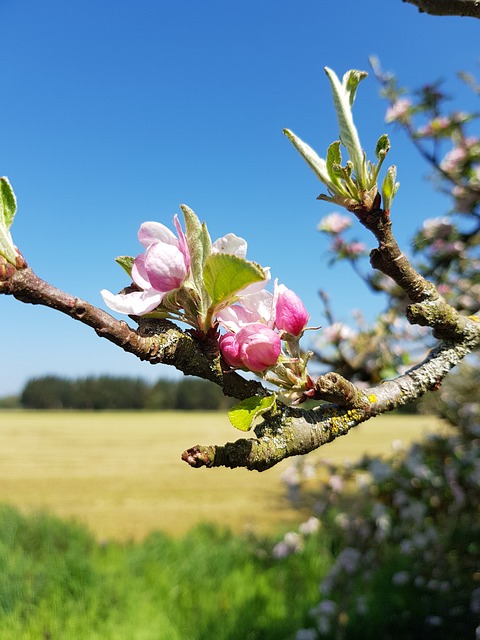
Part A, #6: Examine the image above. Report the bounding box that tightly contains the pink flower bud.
[275,285,309,336]
[139,215,190,292]
[219,324,281,372]
[218,332,244,369]
[237,323,281,372]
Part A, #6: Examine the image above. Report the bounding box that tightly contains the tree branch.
[0,264,263,401]
[181,332,479,471]
[402,0,480,18]
[2,207,479,473]
[181,204,480,470]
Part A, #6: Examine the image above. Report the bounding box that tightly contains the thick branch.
[402,0,480,17]
[182,330,480,470]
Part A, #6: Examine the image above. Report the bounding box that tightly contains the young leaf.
[181,205,212,290]
[228,394,277,432]
[203,253,265,307]
[326,141,345,189]
[181,205,212,323]
[0,177,18,264]
[382,165,400,211]
[0,177,17,229]
[375,134,390,160]
[115,255,135,278]
[324,68,367,189]
[283,129,336,191]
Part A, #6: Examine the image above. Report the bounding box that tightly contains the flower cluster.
[218,282,309,372]
[101,208,313,406]
[317,212,368,266]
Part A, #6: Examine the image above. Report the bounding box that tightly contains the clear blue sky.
[1,0,478,395]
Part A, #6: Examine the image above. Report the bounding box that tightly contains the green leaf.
[115,255,135,278]
[381,165,400,211]
[0,177,18,264]
[0,177,17,229]
[375,134,390,160]
[283,129,336,191]
[343,69,368,108]
[326,141,344,187]
[228,394,277,432]
[181,205,212,321]
[181,205,212,287]
[324,68,367,189]
[203,253,265,307]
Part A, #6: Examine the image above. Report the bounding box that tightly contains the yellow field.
[0,411,446,541]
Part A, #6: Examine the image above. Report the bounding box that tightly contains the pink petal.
[144,242,188,292]
[216,304,259,332]
[237,323,281,372]
[138,221,178,249]
[131,254,152,290]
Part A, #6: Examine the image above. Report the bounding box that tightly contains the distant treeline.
[15,375,234,411]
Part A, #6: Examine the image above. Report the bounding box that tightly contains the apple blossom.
[101,216,190,316]
[275,285,309,336]
[385,98,412,124]
[317,212,352,234]
[136,216,191,292]
[216,288,275,332]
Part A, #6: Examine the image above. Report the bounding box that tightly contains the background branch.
[402,0,480,18]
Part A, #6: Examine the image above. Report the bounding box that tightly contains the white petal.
[212,233,247,257]
[240,289,275,326]
[100,288,164,315]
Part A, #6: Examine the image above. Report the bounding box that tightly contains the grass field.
[0,410,446,541]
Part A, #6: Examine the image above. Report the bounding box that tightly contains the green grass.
[0,505,331,640]
[0,411,445,540]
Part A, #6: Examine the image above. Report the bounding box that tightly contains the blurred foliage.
[19,375,234,411]
[0,505,331,640]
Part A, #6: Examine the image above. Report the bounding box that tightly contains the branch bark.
[402,0,480,18]
[181,333,479,471]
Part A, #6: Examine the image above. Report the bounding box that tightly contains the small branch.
[312,372,372,409]
[357,209,472,342]
[402,0,480,18]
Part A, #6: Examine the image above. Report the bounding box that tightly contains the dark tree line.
[18,375,233,411]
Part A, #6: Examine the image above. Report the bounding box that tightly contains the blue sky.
[1,0,478,395]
